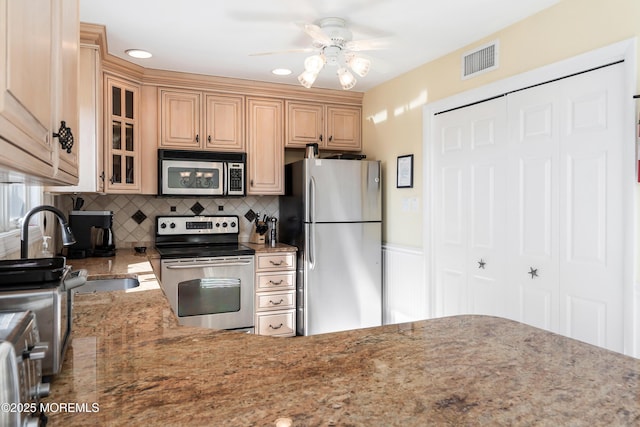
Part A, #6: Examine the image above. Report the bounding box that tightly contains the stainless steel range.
[156,215,255,332]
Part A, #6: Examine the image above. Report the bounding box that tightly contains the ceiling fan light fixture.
[298,70,319,89]
[347,55,371,77]
[304,54,326,74]
[337,67,356,90]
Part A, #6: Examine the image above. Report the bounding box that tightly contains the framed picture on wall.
[396,154,414,188]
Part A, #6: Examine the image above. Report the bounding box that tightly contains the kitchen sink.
[74,278,140,294]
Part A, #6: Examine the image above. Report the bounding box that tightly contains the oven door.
[160,159,224,196]
[160,256,254,330]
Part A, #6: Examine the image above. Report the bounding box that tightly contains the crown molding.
[78,23,363,105]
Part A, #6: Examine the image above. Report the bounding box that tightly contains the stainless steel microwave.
[158,149,246,197]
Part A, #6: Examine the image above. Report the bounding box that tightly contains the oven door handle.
[164,260,253,269]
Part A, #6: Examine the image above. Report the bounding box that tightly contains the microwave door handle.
[223,162,228,196]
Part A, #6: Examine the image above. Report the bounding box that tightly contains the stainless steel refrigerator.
[279,158,382,335]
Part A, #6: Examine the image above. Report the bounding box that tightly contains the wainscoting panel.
[382,244,427,325]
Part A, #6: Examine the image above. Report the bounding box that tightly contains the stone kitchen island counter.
[44,252,640,426]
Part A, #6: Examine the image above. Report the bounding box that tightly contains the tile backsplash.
[55,194,279,249]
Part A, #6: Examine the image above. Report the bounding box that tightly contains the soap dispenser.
[41,236,53,257]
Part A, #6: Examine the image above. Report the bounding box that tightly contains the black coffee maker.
[67,210,116,258]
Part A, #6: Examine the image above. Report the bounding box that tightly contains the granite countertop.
[44,250,640,426]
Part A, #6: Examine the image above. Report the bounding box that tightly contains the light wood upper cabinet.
[204,94,244,151]
[104,75,141,193]
[325,105,361,151]
[0,0,55,177]
[285,101,361,151]
[286,101,324,147]
[0,0,82,184]
[159,89,201,149]
[48,44,103,193]
[159,88,244,151]
[51,0,80,183]
[247,97,283,195]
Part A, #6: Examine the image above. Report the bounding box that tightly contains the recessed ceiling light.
[272,68,292,76]
[125,49,152,59]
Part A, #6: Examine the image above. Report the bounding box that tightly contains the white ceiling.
[79,0,560,92]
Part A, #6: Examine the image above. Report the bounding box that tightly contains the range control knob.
[160,223,167,229]
[222,222,228,228]
[30,382,50,399]
[230,221,236,228]
[170,222,176,229]
[215,222,221,227]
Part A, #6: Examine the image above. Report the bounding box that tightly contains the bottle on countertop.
[269,217,277,247]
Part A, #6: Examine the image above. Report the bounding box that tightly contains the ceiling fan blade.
[345,38,390,52]
[249,48,315,56]
[301,23,332,45]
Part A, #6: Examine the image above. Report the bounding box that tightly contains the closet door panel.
[559,63,625,353]
[507,84,560,333]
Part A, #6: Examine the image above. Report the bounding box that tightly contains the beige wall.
[363,0,640,249]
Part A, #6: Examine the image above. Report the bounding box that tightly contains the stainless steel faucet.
[20,205,76,258]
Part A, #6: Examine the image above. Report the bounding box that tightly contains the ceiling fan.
[252,17,388,90]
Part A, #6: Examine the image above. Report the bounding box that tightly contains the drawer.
[256,311,295,337]
[256,290,295,311]
[256,271,295,291]
[256,253,295,271]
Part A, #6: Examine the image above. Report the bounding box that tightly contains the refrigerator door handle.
[309,223,316,270]
[309,176,317,223]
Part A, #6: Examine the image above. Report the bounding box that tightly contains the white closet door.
[557,64,625,352]
[432,97,509,318]
[506,83,561,333]
[507,63,625,352]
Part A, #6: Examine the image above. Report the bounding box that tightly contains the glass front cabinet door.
[105,75,141,193]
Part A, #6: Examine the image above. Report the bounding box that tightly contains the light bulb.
[304,54,325,73]
[337,67,356,90]
[298,70,318,88]
[347,55,371,77]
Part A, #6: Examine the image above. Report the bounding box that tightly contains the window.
[0,183,42,233]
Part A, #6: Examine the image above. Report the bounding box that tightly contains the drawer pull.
[269,299,285,306]
[269,323,284,330]
[269,260,284,266]
[268,279,284,285]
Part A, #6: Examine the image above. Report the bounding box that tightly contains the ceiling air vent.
[461,40,499,80]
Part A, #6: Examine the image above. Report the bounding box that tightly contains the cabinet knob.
[328,135,333,142]
[195,134,199,143]
[269,299,284,305]
[528,267,538,279]
[478,259,486,269]
[269,323,284,330]
[319,134,323,142]
[208,135,211,143]
[53,121,74,153]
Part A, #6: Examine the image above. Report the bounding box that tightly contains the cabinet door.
[246,98,283,195]
[105,75,141,193]
[285,101,324,148]
[204,94,244,151]
[325,105,361,151]
[0,0,55,176]
[51,0,79,182]
[159,89,201,149]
